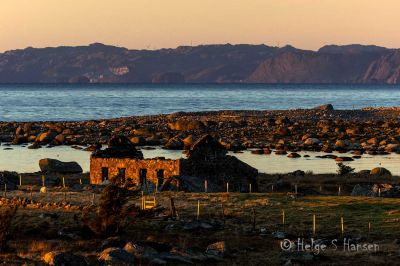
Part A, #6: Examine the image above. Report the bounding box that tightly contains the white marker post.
[249,183,252,193]
[19,175,22,187]
[42,175,45,187]
[313,214,316,235]
[197,200,200,220]
[226,182,229,193]
[338,186,341,196]
[62,177,65,188]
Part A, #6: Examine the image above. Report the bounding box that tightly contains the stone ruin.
[90,135,258,192]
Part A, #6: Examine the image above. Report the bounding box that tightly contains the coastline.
[2,106,400,153]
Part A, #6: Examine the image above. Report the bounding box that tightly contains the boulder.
[42,251,87,266]
[351,184,375,197]
[182,135,197,149]
[351,184,394,197]
[168,120,205,131]
[124,242,158,260]
[37,131,58,143]
[304,138,320,145]
[39,158,83,174]
[313,104,334,111]
[287,152,301,158]
[206,241,229,258]
[130,136,145,145]
[164,137,183,150]
[370,167,392,177]
[385,144,399,152]
[98,247,135,264]
[335,156,354,162]
[54,134,65,144]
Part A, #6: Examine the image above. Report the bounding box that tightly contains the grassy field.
[1,187,400,265]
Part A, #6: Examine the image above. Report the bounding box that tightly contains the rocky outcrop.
[42,251,87,266]
[247,49,385,83]
[361,50,400,84]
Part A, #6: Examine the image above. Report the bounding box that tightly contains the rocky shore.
[2,105,400,156]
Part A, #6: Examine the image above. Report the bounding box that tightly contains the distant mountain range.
[0,43,399,84]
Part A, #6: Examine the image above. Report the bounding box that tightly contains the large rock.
[164,137,184,150]
[370,167,392,177]
[313,104,334,111]
[42,251,87,266]
[206,241,229,258]
[351,184,394,197]
[168,119,205,131]
[98,247,135,264]
[39,158,83,174]
[304,138,320,145]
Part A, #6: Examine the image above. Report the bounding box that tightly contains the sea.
[1,83,400,174]
[1,83,400,121]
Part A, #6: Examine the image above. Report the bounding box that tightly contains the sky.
[0,0,399,52]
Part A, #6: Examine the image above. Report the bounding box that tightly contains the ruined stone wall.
[90,157,181,185]
[180,155,258,191]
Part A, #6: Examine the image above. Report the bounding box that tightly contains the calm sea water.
[0,145,398,175]
[1,84,400,121]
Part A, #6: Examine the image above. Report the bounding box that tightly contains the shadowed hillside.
[0,43,399,84]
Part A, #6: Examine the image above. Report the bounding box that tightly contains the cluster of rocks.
[351,183,400,197]
[42,237,229,265]
[1,106,400,155]
[0,196,84,210]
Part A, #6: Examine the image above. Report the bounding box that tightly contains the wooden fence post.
[312,214,316,235]
[197,200,200,220]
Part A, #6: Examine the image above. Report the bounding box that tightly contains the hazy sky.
[0,0,399,52]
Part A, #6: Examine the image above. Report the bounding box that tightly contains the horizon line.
[0,42,397,53]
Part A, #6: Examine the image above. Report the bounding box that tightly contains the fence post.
[197,200,200,220]
[341,216,344,235]
[19,175,22,187]
[312,214,316,235]
[169,197,176,219]
[226,182,229,193]
[205,180,208,193]
[249,183,252,193]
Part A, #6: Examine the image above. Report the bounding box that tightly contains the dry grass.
[2,189,400,265]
